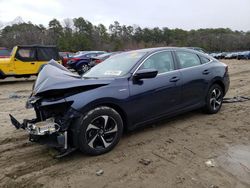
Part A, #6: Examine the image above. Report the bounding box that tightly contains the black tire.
[204,84,224,114]
[76,106,123,155]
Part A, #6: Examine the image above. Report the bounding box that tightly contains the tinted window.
[16,48,36,61]
[140,51,174,74]
[199,56,210,64]
[176,51,201,68]
[37,48,60,61]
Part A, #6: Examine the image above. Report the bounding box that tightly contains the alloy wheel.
[86,115,118,150]
[210,88,222,111]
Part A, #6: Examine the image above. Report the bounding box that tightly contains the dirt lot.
[0,60,250,188]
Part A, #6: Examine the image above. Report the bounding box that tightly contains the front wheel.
[76,106,123,155]
[204,84,224,114]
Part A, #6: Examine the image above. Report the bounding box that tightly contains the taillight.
[95,59,102,64]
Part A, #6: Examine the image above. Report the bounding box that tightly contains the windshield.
[83,51,147,78]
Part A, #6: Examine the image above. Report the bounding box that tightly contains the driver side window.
[140,51,174,74]
[15,48,36,62]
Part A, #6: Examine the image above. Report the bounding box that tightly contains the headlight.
[26,96,40,109]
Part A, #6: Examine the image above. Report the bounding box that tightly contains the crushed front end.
[10,95,82,158]
[9,60,85,157]
[9,60,110,157]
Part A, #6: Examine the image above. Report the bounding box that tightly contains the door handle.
[203,70,210,75]
[31,62,35,65]
[169,76,180,82]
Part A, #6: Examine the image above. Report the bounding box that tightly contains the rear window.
[199,56,210,64]
[37,47,60,61]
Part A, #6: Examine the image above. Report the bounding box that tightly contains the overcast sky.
[0,0,249,31]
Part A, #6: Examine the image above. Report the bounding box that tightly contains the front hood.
[33,60,112,96]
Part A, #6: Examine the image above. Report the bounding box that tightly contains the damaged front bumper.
[9,99,82,158]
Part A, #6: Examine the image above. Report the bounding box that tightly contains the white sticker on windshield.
[104,70,122,76]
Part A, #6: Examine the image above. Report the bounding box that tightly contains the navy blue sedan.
[10,47,230,157]
[67,51,106,74]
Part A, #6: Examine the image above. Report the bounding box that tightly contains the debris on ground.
[9,92,22,99]
[176,176,185,184]
[139,158,152,165]
[223,96,250,103]
[205,159,216,167]
[210,185,219,188]
[96,169,104,176]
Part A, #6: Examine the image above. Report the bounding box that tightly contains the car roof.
[128,47,203,54]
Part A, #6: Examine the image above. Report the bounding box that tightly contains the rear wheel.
[204,84,224,114]
[76,106,123,155]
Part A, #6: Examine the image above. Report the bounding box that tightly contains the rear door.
[14,47,37,74]
[174,50,213,107]
[128,50,182,125]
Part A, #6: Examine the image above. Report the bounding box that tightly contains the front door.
[128,51,182,126]
[14,47,37,74]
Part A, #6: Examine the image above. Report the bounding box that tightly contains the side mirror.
[133,69,158,80]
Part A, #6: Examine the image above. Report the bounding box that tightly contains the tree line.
[0,17,249,52]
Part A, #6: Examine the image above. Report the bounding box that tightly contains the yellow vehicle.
[0,45,61,79]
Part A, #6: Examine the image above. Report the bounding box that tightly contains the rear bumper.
[224,75,230,95]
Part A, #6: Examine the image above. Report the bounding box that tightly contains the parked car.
[0,47,10,58]
[237,51,250,60]
[59,52,75,67]
[10,47,230,157]
[89,52,122,67]
[224,52,239,59]
[67,51,106,74]
[212,52,228,59]
[0,45,61,79]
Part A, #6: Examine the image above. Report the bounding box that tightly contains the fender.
[207,76,226,95]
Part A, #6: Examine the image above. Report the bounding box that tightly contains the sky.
[0,0,250,31]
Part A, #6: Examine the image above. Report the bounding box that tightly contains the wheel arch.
[210,79,225,96]
[79,100,130,132]
[100,103,129,131]
[76,60,89,69]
